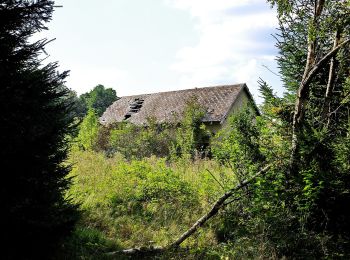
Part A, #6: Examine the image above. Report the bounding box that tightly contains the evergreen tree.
[0,1,78,258]
[217,1,350,257]
[253,0,350,256]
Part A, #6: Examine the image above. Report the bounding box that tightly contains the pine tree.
[0,1,78,258]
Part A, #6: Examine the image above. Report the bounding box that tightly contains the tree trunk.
[324,30,341,127]
[290,37,349,171]
[290,0,325,172]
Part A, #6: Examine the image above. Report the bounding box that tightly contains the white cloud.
[64,65,129,95]
[167,0,258,19]
[166,0,281,101]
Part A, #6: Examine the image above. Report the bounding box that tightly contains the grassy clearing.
[57,150,236,259]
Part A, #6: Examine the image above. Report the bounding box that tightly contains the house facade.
[100,83,258,133]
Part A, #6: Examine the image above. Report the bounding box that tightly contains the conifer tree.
[257,0,350,256]
[0,1,78,258]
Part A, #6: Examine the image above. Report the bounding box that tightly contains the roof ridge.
[100,83,252,126]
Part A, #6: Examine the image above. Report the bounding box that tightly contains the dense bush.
[69,84,118,119]
[76,108,99,150]
[107,119,175,159]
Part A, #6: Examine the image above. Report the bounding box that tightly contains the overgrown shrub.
[76,108,99,150]
[212,105,264,178]
[107,119,175,159]
[93,97,211,160]
[65,150,231,253]
[172,97,211,159]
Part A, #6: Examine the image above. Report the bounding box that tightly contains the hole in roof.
[123,98,145,120]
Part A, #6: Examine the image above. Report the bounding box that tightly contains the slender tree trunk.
[290,0,324,172]
[323,30,341,127]
[289,38,349,172]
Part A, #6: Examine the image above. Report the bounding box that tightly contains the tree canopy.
[75,84,118,118]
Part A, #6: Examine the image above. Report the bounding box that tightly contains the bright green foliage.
[79,84,118,117]
[211,98,323,257]
[210,108,285,248]
[97,98,210,160]
[106,120,175,159]
[172,97,211,159]
[69,84,117,119]
[212,106,264,175]
[76,109,99,150]
[62,150,233,258]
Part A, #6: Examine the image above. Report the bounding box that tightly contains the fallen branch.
[167,164,271,248]
[106,246,164,257]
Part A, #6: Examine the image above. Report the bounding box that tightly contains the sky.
[39,0,283,103]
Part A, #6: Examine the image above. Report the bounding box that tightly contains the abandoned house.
[99,83,259,134]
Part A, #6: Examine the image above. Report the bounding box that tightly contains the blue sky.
[40,0,283,103]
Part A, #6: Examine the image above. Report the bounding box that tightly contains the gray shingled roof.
[100,83,251,126]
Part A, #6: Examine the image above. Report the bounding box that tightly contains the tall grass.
[57,150,237,259]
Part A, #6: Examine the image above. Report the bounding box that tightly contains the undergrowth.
[56,150,241,259]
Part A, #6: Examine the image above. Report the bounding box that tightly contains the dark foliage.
[78,84,118,118]
[66,84,118,119]
[254,0,350,257]
[0,1,78,258]
[65,88,89,119]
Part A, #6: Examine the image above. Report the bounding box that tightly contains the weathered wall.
[226,89,250,125]
[205,89,252,134]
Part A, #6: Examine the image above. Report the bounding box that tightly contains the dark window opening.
[123,98,145,120]
[124,114,131,120]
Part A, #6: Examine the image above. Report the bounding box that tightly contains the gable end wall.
[205,89,252,134]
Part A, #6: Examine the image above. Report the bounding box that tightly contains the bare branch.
[323,30,341,126]
[262,64,280,77]
[168,165,271,248]
[206,169,225,190]
[290,38,350,171]
[302,38,349,95]
[325,31,341,99]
